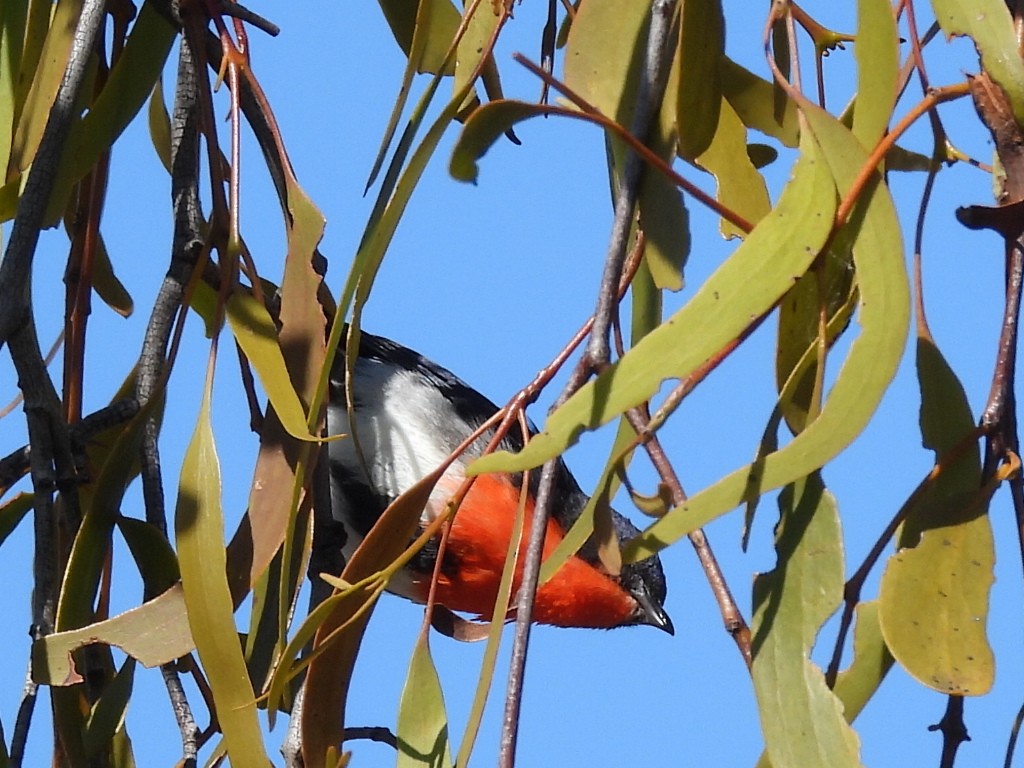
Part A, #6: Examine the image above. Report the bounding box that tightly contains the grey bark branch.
[0,0,106,347]
[133,34,206,766]
[498,4,680,766]
[0,3,107,762]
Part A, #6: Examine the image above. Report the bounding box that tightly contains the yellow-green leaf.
[677,0,723,159]
[175,385,270,765]
[932,0,1024,127]
[752,475,862,768]
[0,492,32,546]
[621,101,910,561]
[10,0,82,174]
[852,0,898,149]
[147,77,172,174]
[833,601,894,723]
[396,635,452,768]
[694,96,771,238]
[33,585,194,686]
[44,1,176,223]
[878,489,995,695]
[225,290,316,441]
[563,0,651,122]
[83,657,135,759]
[377,0,461,76]
[878,336,993,695]
[92,232,134,317]
[721,57,799,147]
[472,132,835,479]
[450,101,564,182]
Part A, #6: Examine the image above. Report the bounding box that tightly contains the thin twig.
[133,33,206,763]
[0,399,140,493]
[586,0,677,366]
[1005,696,1024,768]
[10,664,38,768]
[161,664,199,766]
[622,407,751,665]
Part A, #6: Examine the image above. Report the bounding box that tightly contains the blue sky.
[3,1,1023,765]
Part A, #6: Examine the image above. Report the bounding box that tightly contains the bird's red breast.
[410,473,639,628]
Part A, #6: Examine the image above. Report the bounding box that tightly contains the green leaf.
[147,78,172,174]
[621,101,910,562]
[44,1,177,224]
[451,100,564,182]
[878,489,995,695]
[377,0,461,76]
[83,657,135,759]
[471,132,836,480]
[9,0,82,174]
[538,419,636,586]
[775,244,855,434]
[116,516,180,596]
[677,0,723,159]
[563,0,651,123]
[91,232,134,317]
[852,0,898,149]
[175,382,270,765]
[225,290,317,441]
[453,0,501,98]
[0,493,32,547]
[0,0,25,179]
[396,635,453,768]
[694,96,772,238]
[833,601,894,723]
[931,0,1024,127]
[721,57,799,147]
[752,475,862,768]
[33,585,194,686]
[878,337,994,695]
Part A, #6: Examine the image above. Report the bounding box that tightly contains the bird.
[325,329,673,634]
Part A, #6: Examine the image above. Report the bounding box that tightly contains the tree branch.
[499,4,679,765]
[586,0,677,366]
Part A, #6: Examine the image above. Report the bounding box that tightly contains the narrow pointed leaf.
[694,96,771,237]
[176,387,270,765]
[851,0,898,149]
[147,78,172,174]
[10,0,82,174]
[0,493,32,547]
[44,2,176,223]
[396,635,453,768]
[721,57,799,147]
[83,657,136,759]
[225,290,314,441]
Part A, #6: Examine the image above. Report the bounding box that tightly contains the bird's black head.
[612,512,674,635]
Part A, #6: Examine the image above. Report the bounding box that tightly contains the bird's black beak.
[633,583,674,635]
